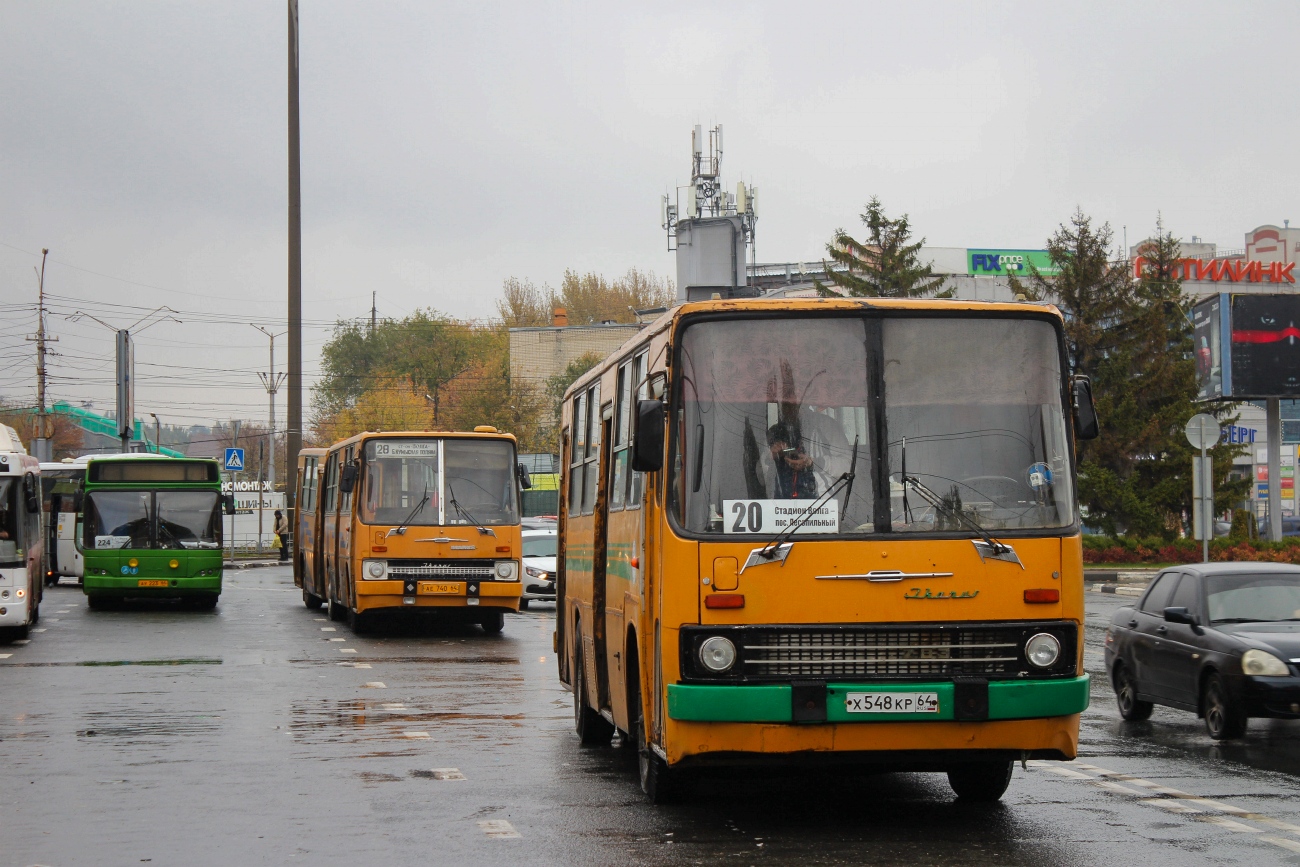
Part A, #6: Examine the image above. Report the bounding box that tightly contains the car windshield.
[671,315,1075,536]
[523,536,557,557]
[1206,573,1300,623]
[156,491,221,549]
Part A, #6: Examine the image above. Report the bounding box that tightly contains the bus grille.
[743,627,1023,679]
[386,560,495,580]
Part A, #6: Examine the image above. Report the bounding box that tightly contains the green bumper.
[667,675,1090,723]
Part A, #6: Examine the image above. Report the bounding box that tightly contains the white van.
[0,425,44,641]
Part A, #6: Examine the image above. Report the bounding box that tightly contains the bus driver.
[766,422,817,499]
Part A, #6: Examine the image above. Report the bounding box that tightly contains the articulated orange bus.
[558,297,1098,802]
[294,428,529,633]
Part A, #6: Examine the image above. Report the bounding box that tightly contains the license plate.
[418,582,462,595]
[845,692,940,714]
[137,579,169,588]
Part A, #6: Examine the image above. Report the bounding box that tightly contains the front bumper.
[83,575,222,596]
[355,578,520,612]
[668,675,1090,723]
[1237,674,1300,719]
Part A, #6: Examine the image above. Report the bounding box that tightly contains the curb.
[1090,583,1146,597]
[223,560,285,570]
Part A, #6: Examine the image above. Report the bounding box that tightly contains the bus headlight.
[1242,649,1289,677]
[363,559,387,580]
[699,636,737,673]
[495,561,518,581]
[1025,633,1061,668]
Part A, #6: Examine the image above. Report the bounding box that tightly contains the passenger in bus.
[766,423,817,499]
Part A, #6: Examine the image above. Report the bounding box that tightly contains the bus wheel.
[947,760,1014,802]
[518,598,530,611]
[328,594,346,622]
[87,595,109,611]
[302,589,323,610]
[573,640,614,745]
[480,610,505,634]
[0,624,29,643]
[193,594,218,612]
[631,661,677,803]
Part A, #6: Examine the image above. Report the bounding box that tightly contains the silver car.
[520,529,557,609]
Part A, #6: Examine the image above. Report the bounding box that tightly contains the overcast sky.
[2,1,1298,430]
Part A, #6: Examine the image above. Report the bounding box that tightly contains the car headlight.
[1025,633,1061,669]
[699,636,737,673]
[1242,649,1290,677]
[363,559,387,580]
[495,560,518,581]
[525,565,549,580]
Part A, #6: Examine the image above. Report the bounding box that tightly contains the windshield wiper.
[447,482,495,537]
[386,484,429,537]
[900,474,1010,555]
[756,450,857,562]
[1211,617,1278,624]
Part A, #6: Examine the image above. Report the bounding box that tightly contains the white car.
[520,529,557,609]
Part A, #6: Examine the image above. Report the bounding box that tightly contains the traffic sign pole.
[1186,413,1221,562]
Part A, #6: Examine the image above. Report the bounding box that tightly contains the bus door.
[322,451,341,607]
[337,445,355,609]
[593,405,614,712]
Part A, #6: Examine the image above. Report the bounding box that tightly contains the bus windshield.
[85,491,152,549]
[0,478,24,564]
[672,315,1074,536]
[361,438,519,527]
[156,491,222,549]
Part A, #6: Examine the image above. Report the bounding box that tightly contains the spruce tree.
[816,197,951,298]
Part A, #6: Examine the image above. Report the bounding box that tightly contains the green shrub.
[1082,533,1300,564]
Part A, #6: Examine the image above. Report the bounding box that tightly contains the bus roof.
[314,429,519,454]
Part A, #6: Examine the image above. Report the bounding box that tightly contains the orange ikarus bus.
[296,428,530,633]
[558,297,1099,802]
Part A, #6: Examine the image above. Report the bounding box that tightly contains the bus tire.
[947,759,1014,802]
[194,594,218,612]
[573,638,614,745]
[328,593,346,622]
[480,610,505,634]
[302,589,324,610]
[630,656,677,803]
[518,598,530,611]
[0,624,29,643]
[87,595,109,611]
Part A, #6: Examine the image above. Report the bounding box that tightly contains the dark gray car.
[1104,562,1300,739]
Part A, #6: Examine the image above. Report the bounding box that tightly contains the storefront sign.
[1257,466,1269,482]
[1135,257,1296,284]
[1222,424,1258,444]
[967,249,1060,277]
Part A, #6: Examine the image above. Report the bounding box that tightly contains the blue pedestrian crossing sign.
[224,448,246,472]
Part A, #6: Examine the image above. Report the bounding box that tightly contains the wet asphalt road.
[3,568,1300,866]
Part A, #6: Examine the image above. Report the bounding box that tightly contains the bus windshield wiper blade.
[901,475,1009,554]
[387,484,428,537]
[756,461,857,562]
[448,482,495,536]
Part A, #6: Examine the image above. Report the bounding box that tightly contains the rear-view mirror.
[631,399,665,472]
[1071,375,1100,440]
[517,463,533,490]
[339,464,358,494]
[1163,606,1197,626]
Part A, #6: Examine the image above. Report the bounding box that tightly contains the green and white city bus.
[80,455,229,610]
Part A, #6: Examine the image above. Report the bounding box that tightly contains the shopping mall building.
[751,223,1300,519]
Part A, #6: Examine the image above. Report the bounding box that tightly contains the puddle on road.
[78,705,225,742]
[289,697,527,746]
[2,658,222,668]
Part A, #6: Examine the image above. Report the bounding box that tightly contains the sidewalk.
[223,558,287,570]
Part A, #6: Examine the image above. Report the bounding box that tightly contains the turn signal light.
[372,546,387,553]
[1024,588,1060,603]
[496,546,510,553]
[705,593,745,609]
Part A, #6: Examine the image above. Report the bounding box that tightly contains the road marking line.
[1140,798,1202,814]
[1093,779,1151,797]
[339,648,357,654]
[11,639,30,645]
[31,628,46,633]
[478,820,520,838]
[1261,836,1300,854]
[1201,815,1262,833]
[431,768,465,781]
[314,618,327,621]
[328,638,345,642]
[321,627,336,632]
[402,731,430,739]
[361,681,387,688]
[0,654,11,659]
[1043,766,1094,779]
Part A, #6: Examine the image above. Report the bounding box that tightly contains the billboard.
[966,249,1061,277]
[1194,293,1300,399]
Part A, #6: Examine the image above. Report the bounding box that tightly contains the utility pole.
[251,325,287,493]
[27,249,56,462]
[370,291,377,334]
[286,0,303,521]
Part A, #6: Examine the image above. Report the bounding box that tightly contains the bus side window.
[569,393,586,518]
[583,383,600,515]
[324,455,339,515]
[627,350,648,509]
[610,362,631,512]
[340,447,354,514]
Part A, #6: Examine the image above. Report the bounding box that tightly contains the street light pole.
[251,325,287,493]
[149,412,161,454]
